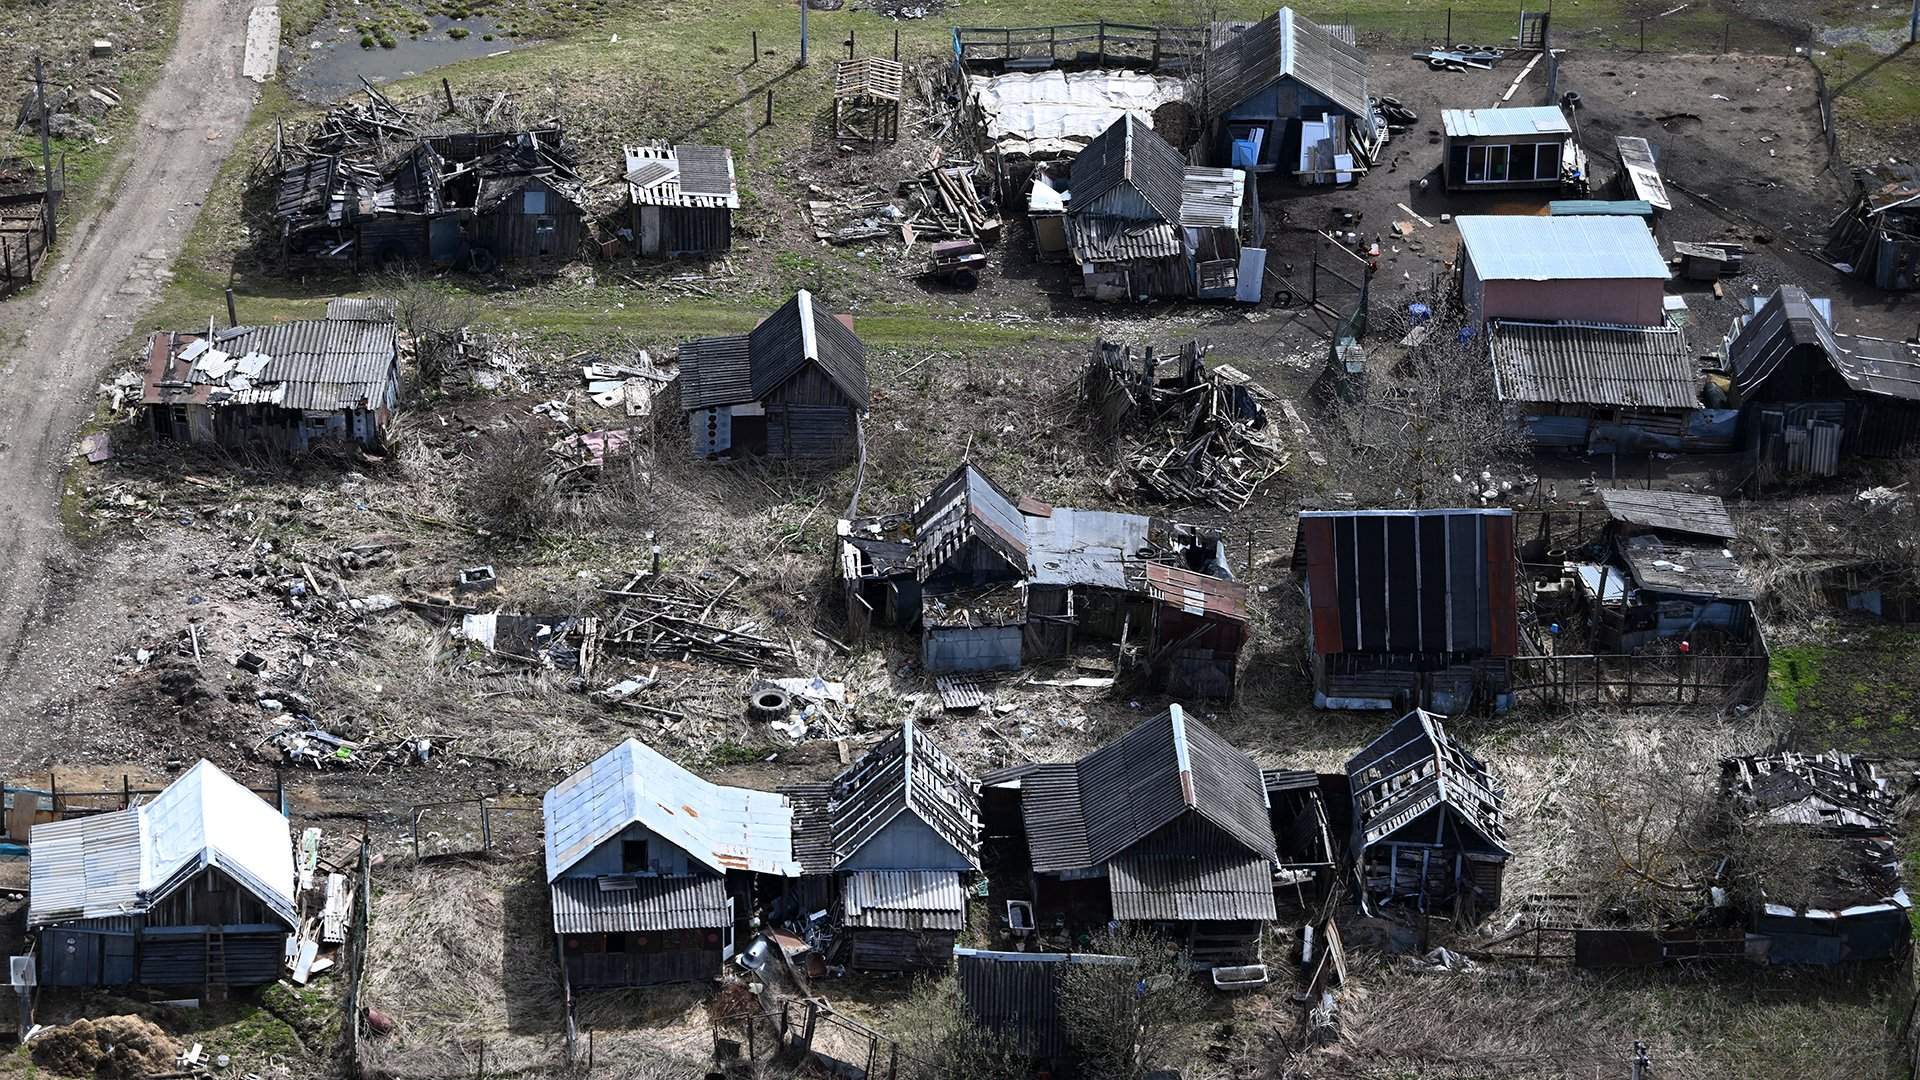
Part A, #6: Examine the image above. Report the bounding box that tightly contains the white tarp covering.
[967,69,1185,158]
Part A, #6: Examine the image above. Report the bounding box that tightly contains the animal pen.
[950,21,1205,75]
[834,58,904,144]
[0,190,52,300]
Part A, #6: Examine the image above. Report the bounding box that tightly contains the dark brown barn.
[677,290,870,460]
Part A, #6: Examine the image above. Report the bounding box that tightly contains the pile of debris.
[900,160,1000,244]
[297,81,423,153]
[600,570,787,667]
[1084,338,1288,512]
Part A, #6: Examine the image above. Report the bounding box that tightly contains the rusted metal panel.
[1300,516,1344,654]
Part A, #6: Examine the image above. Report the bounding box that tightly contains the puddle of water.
[288,13,531,101]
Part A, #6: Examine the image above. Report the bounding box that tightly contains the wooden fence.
[952,21,1204,74]
[1507,649,1769,707]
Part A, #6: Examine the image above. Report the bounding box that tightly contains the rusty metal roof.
[1488,319,1699,410]
[1144,562,1249,622]
[543,738,799,881]
[549,873,729,934]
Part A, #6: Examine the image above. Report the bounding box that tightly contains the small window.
[622,839,650,873]
[1486,145,1510,182]
[1466,145,1486,183]
[535,217,556,234]
[1509,147,1537,183]
[523,189,547,215]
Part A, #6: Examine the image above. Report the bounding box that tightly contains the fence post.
[765,89,774,127]
[1721,18,1730,52]
[1446,8,1452,44]
[1639,18,1646,52]
[750,30,758,64]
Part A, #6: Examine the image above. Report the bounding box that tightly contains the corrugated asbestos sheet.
[747,289,870,407]
[1022,704,1275,874]
[1066,215,1183,261]
[1616,136,1673,210]
[676,334,753,411]
[1202,7,1370,120]
[1618,533,1753,599]
[623,144,741,209]
[144,320,398,412]
[325,297,397,322]
[1178,167,1245,229]
[549,873,729,934]
[1488,320,1698,409]
[1109,843,1277,921]
[781,782,837,875]
[912,463,1031,579]
[1456,215,1669,281]
[1442,106,1571,138]
[1295,509,1518,658]
[1069,113,1187,226]
[543,737,798,881]
[955,948,1131,1059]
[828,719,981,869]
[29,761,295,929]
[1144,562,1250,621]
[1729,285,1920,402]
[1597,490,1737,540]
[1346,709,1508,853]
[840,870,967,929]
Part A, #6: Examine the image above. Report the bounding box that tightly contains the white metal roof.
[965,69,1185,158]
[28,761,296,928]
[1456,215,1669,282]
[1443,106,1572,138]
[544,738,800,881]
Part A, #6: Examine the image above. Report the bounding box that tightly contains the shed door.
[42,931,99,986]
[429,216,464,264]
[721,896,737,961]
[102,934,135,985]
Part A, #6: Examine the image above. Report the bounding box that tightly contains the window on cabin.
[1537,143,1562,181]
[523,189,547,215]
[1485,145,1509,182]
[1509,146,1537,183]
[1466,145,1487,182]
[622,839,650,873]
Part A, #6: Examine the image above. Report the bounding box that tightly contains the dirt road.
[0,0,256,741]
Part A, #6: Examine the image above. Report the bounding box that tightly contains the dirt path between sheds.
[0,0,256,743]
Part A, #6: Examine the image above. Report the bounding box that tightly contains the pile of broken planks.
[1126,368,1289,512]
[598,571,786,668]
[901,162,1001,245]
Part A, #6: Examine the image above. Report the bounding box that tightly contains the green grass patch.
[1825,44,1920,151]
[708,740,777,768]
[1768,644,1826,713]
[1768,626,1920,752]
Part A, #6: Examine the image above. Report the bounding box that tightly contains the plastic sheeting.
[967,69,1184,158]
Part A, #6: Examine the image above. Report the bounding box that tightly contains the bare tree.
[1320,287,1527,507]
[1057,925,1208,1080]
[466,424,556,538]
[377,271,477,391]
[892,972,1028,1080]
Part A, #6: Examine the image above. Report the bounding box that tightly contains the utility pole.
[33,53,55,245]
[799,0,809,66]
[1631,1040,1649,1080]
[1910,0,1917,44]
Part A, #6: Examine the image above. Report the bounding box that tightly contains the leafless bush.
[377,271,478,390]
[1321,289,1526,507]
[892,972,1028,1080]
[467,425,558,538]
[1058,924,1209,1080]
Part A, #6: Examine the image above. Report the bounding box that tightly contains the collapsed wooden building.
[982,704,1279,986]
[1721,750,1911,964]
[1824,164,1919,292]
[1292,508,1519,712]
[838,463,1250,697]
[272,126,586,270]
[676,290,869,460]
[28,761,297,992]
[543,738,800,989]
[1346,710,1508,924]
[1579,490,1759,654]
[784,720,981,971]
[140,306,401,453]
[1723,285,1920,476]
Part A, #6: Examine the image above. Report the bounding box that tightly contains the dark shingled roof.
[1107,816,1278,921]
[1598,489,1737,541]
[1068,113,1188,227]
[747,289,871,407]
[1020,704,1276,875]
[827,719,981,870]
[1202,8,1370,121]
[676,333,753,411]
[1729,285,1920,403]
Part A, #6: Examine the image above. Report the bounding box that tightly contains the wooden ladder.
[203,930,228,1003]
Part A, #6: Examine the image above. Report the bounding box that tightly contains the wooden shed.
[624,144,738,257]
[678,290,870,460]
[1199,9,1375,182]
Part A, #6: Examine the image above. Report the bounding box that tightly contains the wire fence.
[1319,6,1814,56]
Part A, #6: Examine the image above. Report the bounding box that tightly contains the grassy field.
[1767,624,1920,752]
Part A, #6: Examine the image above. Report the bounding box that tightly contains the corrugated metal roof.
[1443,106,1571,138]
[1109,831,1277,922]
[827,719,981,870]
[623,144,741,209]
[955,948,1132,1060]
[29,761,295,928]
[746,290,870,407]
[1066,215,1183,261]
[1729,286,1920,403]
[1202,7,1370,121]
[1618,533,1752,599]
[1598,490,1737,540]
[549,873,729,934]
[677,333,753,411]
[1144,562,1250,622]
[1026,507,1154,589]
[1179,166,1245,229]
[1615,136,1673,211]
[1456,215,1669,281]
[1068,113,1187,226]
[1346,710,1508,855]
[913,464,1031,580]
[1488,319,1699,409]
[325,297,397,322]
[142,319,399,413]
[781,782,837,875]
[840,870,966,929]
[1022,704,1275,875]
[543,738,799,881]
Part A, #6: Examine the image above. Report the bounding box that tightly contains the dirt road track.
[0,0,256,740]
